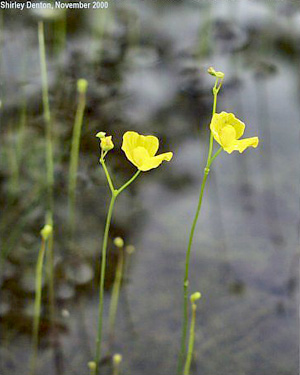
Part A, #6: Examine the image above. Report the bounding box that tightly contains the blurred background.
[0,0,299,374]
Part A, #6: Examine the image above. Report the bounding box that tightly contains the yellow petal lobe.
[224,137,259,154]
[139,152,173,171]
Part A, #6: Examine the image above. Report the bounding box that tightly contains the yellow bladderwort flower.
[122,131,173,171]
[210,112,259,154]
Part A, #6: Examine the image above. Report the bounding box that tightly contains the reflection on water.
[0,1,299,374]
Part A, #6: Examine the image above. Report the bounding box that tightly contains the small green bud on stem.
[207,67,225,79]
[190,291,201,304]
[96,131,106,139]
[40,224,53,241]
[77,79,88,94]
[114,237,124,248]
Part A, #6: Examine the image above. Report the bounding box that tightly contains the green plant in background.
[177,67,259,375]
[94,131,173,374]
[108,237,125,346]
[38,21,54,219]
[30,224,53,375]
[68,78,88,236]
[184,292,201,375]
[113,354,123,375]
[38,21,56,329]
[88,361,97,375]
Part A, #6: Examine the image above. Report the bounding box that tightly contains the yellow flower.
[210,112,259,154]
[121,131,173,171]
[100,136,114,152]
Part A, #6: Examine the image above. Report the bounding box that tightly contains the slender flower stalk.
[183,292,201,375]
[38,21,54,217]
[68,79,88,235]
[88,361,97,375]
[113,354,122,375]
[38,22,56,330]
[45,215,55,326]
[94,150,140,374]
[178,67,259,374]
[94,131,172,374]
[108,237,125,344]
[177,74,223,375]
[30,224,53,375]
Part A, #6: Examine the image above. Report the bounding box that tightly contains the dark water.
[0,1,299,374]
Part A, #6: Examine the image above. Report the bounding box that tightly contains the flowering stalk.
[38,22,56,331]
[178,67,259,374]
[38,21,54,218]
[108,238,125,345]
[68,79,88,235]
[113,354,122,375]
[177,72,223,375]
[30,224,53,375]
[94,145,140,375]
[94,131,172,374]
[183,292,201,375]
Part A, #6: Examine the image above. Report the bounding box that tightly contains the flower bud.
[100,136,114,152]
[125,245,135,254]
[40,224,53,240]
[114,237,124,248]
[190,292,202,303]
[113,354,122,365]
[87,361,96,371]
[77,78,88,94]
[207,67,224,79]
[96,131,106,139]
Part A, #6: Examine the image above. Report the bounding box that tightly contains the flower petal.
[227,113,245,139]
[122,131,140,165]
[219,125,236,147]
[122,131,159,160]
[132,147,150,169]
[223,137,259,154]
[139,152,173,171]
[210,113,225,145]
[136,134,159,157]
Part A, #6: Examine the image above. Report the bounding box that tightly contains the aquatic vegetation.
[94,131,173,374]
[88,361,97,375]
[108,237,125,345]
[38,20,56,338]
[184,292,201,375]
[177,67,259,374]
[68,78,88,235]
[30,224,53,375]
[38,21,54,218]
[113,353,122,375]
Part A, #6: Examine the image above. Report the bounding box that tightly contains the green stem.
[210,147,222,164]
[183,303,197,375]
[116,170,141,196]
[94,165,141,374]
[46,232,55,329]
[177,78,222,375]
[108,246,124,344]
[100,158,115,194]
[30,238,47,375]
[95,194,116,374]
[38,22,54,216]
[68,85,87,234]
[113,361,121,375]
